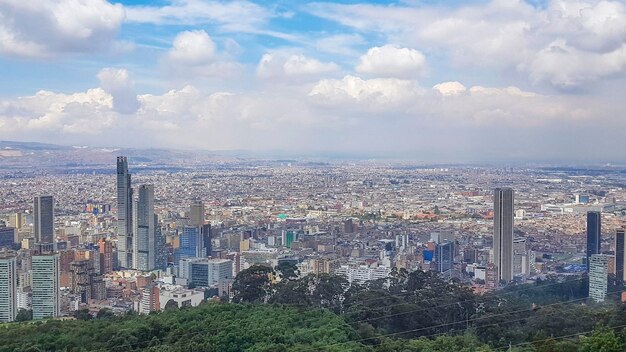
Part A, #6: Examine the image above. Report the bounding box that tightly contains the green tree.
[581,327,625,352]
[72,308,92,321]
[164,299,179,310]
[15,308,32,322]
[96,308,115,319]
[232,265,274,303]
[275,262,299,281]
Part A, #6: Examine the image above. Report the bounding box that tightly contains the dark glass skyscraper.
[133,184,155,271]
[615,228,625,283]
[586,211,601,271]
[33,196,54,244]
[116,156,133,268]
[493,188,514,283]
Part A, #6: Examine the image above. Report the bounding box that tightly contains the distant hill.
[0,140,244,171]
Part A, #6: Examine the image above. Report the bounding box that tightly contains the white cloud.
[309,75,422,108]
[309,0,626,90]
[523,40,626,89]
[0,89,116,134]
[0,0,125,58]
[257,52,339,81]
[356,45,426,77]
[432,82,467,96]
[125,0,295,40]
[0,69,624,161]
[97,68,140,114]
[164,30,242,80]
[167,30,216,64]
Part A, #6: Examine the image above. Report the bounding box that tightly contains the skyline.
[1,0,626,162]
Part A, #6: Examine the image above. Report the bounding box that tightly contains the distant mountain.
[0,140,244,171]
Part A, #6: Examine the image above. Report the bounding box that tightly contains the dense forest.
[2,265,626,351]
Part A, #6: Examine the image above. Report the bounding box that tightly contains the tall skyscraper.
[202,224,212,256]
[435,241,454,275]
[117,156,133,268]
[493,188,514,283]
[99,239,113,274]
[133,185,156,271]
[615,228,625,283]
[189,201,205,227]
[586,211,601,271]
[155,220,167,271]
[589,254,610,303]
[32,254,60,320]
[33,196,54,244]
[0,254,17,322]
[513,237,530,276]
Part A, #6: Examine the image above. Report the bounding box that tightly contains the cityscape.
[1,147,626,348]
[2,0,626,351]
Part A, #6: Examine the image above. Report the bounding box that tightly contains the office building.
[175,226,205,263]
[202,224,212,257]
[493,188,514,283]
[615,228,626,282]
[189,259,233,287]
[133,185,156,271]
[586,211,601,271]
[34,196,54,244]
[155,224,167,270]
[32,254,60,319]
[8,213,25,231]
[0,254,17,322]
[189,201,205,227]
[99,239,113,274]
[0,227,16,249]
[139,283,160,314]
[435,241,454,274]
[117,156,133,268]
[513,237,530,276]
[589,254,610,303]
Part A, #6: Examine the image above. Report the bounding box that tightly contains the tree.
[581,327,625,352]
[73,308,92,321]
[232,265,274,303]
[15,308,32,322]
[275,262,299,282]
[164,299,179,310]
[96,308,115,319]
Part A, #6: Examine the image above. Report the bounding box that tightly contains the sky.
[1,0,626,163]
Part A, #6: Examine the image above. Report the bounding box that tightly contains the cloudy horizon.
[1,0,625,163]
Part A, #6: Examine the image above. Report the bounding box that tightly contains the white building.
[0,255,17,322]
[335,265,391,284]
[589,254,610,303]
[16,288,32,311]
[159,286,203,309]
[32,254,60,320]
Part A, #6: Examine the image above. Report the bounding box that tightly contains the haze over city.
[1,0,626,162]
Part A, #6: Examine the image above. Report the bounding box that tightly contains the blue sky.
[1,0,626,162]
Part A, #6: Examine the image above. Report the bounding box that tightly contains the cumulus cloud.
[257,52,339,81]
[309,0,626,90]
[433,82,467,96]
[0,0,125,58]
[356,45,426,77]
[0,68,624,161]
[97,68,140,114]
[0,89,117,135]
[167,30,216,64]
[164,30,242,79]
[309,75,422,108]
